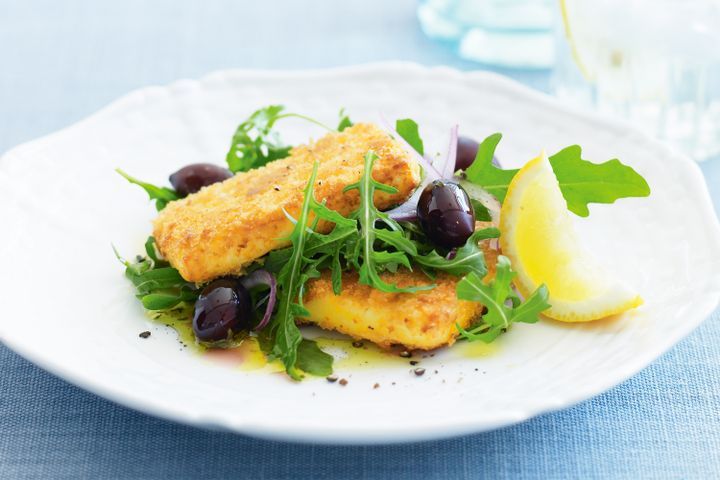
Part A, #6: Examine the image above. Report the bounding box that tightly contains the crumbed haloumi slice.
[153,123,420,282]
[302,236,499,350]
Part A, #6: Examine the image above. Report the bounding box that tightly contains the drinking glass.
[418,0,556,69]
[553,0,720,161]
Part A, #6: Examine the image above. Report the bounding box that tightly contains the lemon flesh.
[500,152,642,322]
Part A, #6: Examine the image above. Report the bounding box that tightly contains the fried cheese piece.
[153,123,421,282]
[302,236,499,350]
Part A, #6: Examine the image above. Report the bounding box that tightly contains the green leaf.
[225,105,340,173]
[225,105,292,173]
[115,169,179,211]
[262,221,357,276]
[337,108,353,132]
[456,256,550,343]
[463,133,651,216]
[458,180,494,222]
[144,236,166,264]
[127,267,186,293]
[549,145,651,217]
[510,285,551,325]
[114,238,199,312]
[141,293,183,310]
[374,228,418,256]
[469,199,492,222]
[268,161,338,380]
[395,119,424,155]
[295,339,334,376]
[414,227,499,278]
[330,248,343,295]
[464,133,515,203]
[344,151,433,293]
[263,248,292,274]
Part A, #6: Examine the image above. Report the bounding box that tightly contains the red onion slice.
[386,125,463,222]
[239,269,277,330]
[385,175,433,222]
[441,125,459,179]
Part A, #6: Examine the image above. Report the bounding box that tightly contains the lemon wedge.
[499,152,642,322]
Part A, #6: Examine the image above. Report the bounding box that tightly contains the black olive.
[417,180,475,248]
[169,163,233,197]
[456,136,500,171]
[192,279,252,342]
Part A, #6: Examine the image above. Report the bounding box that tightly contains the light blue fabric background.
[1,1,718,478]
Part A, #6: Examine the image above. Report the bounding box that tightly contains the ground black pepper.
[414,368,426,376]
[139,331,151,339]
[326,374,338,383]
[352,341,364,348]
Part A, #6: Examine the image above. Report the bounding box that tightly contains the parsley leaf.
[115,169,179,211]
[226,105,339,173]
[225,105,293,173]
[395,118,424,155]
[456,256,550,343]
[337,108,354,132]
[464,133,650,216]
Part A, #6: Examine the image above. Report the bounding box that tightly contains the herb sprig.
[464,133,651,216]
[414,227,499,278]
[225,105,351,173]
[263,161,346,379]
[116,169,179,211]
[343,151,433,293]
[456,256,550,343]
[113,237,198,310]
[265,151,499,296]
[117,106,353,211]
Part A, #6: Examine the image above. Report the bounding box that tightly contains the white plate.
[2,63,719,444]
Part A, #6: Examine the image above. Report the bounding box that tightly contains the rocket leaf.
[463,134,650,216]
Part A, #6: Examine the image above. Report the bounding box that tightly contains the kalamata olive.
[169,163,233,197]
[417,180,475,248]
[192,279,252,342]
[455,136,500,171]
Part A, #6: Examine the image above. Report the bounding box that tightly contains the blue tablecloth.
[1,1,718,478]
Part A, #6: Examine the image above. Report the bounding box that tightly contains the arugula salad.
[115,105,650,381]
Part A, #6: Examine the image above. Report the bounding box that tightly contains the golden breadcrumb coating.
[302,230,499,350]
[153,123,420,282]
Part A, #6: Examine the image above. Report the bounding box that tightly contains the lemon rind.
[500,152,643,323]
